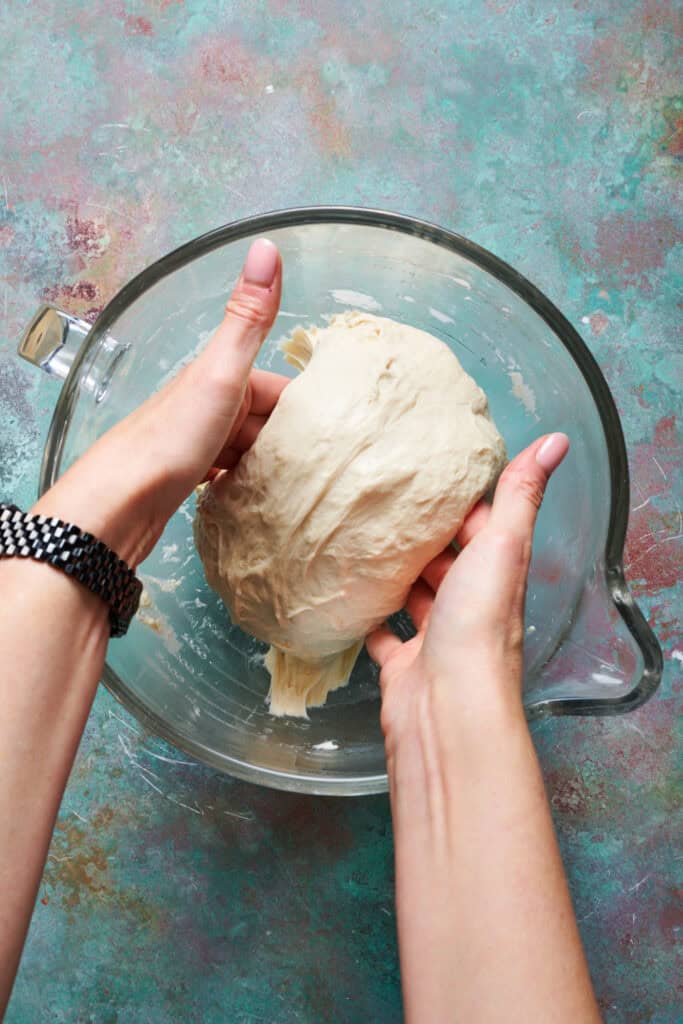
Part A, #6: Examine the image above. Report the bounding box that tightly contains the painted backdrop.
[0,1,680,1021]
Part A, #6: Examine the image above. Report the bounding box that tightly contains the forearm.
[0,557,108,1014]
[0,241,282,1014]
[390,685,600,1024]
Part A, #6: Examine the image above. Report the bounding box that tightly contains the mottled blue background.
[1,1,681,1021]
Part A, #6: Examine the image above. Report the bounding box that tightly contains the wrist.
[385,664,529,805]
[32,472,156,569]
[423,653,526,733]
[5,497,142,636]
[432,664,527,739]
[432,675,530,783]
[0,555,110,649]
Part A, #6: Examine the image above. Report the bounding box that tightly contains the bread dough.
[194,312,506,717]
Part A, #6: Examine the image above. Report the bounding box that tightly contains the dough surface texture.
[194,312,506,716]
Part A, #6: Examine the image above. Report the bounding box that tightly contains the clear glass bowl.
[20,208,662,794]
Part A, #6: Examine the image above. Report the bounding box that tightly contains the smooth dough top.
[194,312,507,667]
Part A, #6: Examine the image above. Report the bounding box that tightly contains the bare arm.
[369,435,601,1024]
[0,561,109,1011]
[0,240,284,1015]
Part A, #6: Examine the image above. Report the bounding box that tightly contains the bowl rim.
[39,205,663,795]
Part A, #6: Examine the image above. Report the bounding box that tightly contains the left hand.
[367,433,569,750]
[33,238,285,566]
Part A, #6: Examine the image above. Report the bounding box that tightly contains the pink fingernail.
[243,238,278,287]
[536,433,569,474]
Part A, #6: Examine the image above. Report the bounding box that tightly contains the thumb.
[158,237,282,480]
[197,237,282,396]
[488,432,569,541]
[423,433,569,666]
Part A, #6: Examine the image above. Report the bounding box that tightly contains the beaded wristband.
[0,502,142,637]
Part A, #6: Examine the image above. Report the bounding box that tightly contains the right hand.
[32,239,286,567]
[367,433,570,750]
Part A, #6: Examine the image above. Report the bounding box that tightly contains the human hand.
[32,239,285,566]
[367,433,602,1024]
[367,432,570,750]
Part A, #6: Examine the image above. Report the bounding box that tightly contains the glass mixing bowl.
[19,208,662,794]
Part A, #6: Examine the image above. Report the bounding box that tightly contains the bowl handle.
[18,304,91,380]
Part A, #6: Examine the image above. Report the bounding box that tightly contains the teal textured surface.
[1,1,681,1020]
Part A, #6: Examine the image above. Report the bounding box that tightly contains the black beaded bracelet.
[0,503,142,637]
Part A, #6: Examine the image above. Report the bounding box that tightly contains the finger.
[424,528,528,660]
[211,447,241,472]
[213,412,268,468]
[230,413,268,452]
[197,238,282,396]
[220,369,287,456]
[488,433,569,542]
[406,579,434,631]
[366,625,402,667]
[249,369,290,415]
[227,379,253,444]
[456,499,491,547]
[202,465,235,483]
[421,547,457,593]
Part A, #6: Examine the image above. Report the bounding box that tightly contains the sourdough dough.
[194,312,506,717]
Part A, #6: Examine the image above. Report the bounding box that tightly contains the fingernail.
[243,238,278,287]
[536,433,570,474]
